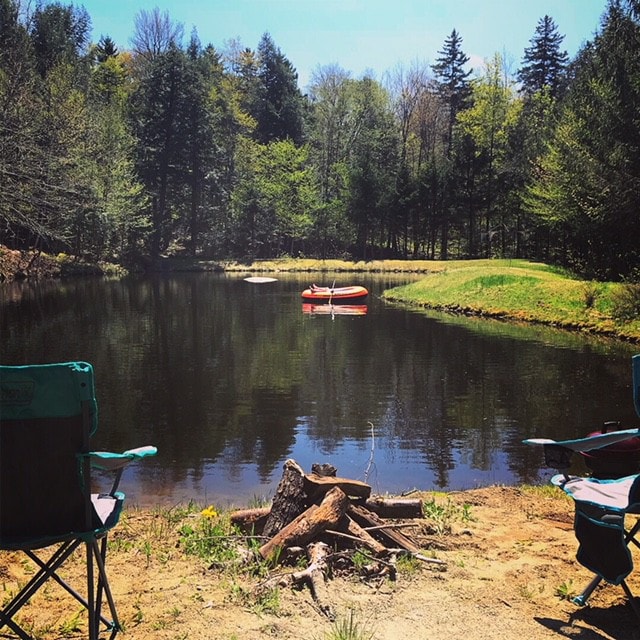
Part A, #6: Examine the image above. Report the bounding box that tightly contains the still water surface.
[2,273,638,506]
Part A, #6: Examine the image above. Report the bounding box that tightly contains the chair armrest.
[524,428,640,453]
[84,445,157,471]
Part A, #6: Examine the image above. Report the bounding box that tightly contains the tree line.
[1,0,639,280]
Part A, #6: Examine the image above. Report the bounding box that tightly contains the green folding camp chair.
[524,354,640,619]
[0,361,157,640]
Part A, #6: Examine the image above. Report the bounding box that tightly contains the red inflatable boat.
[301,285,368,304]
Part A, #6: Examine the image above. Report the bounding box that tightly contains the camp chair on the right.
[524,354,640,619]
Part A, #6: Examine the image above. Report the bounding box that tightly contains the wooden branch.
[256,542,336,619]
[291,542,335,619]
[229,507,271,534]
[363,497,423,519]
[304,473,372,500]
[363,523,417,532]
[348,503,422,555]
[335,515,387,555]
[388,548,447,566]
[259,486,349,561]
[263,459,308,539]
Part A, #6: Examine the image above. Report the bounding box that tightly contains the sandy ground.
[2,486,640,640]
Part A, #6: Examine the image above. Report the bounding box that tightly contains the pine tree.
[431,29,472,156]
[254,32,305,144]
[517,15,569,98]
[30,2,91,78]
[431,30,472,259]
[526,0,640,279]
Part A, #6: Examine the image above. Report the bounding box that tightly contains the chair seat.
[0,493,124,551]
[552,474,640,512]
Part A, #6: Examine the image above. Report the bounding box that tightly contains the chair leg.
[621,581,640,621]
[1,541,80,631]
[24,544,116,630]
[91,537,121,638]
[572,574,602,607]
[87,541,97,640]
[0,539,120,640]
[573,517,640,608]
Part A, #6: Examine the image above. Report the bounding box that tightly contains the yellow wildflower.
[200,505,218,519]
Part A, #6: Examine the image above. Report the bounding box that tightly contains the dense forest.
[1,0,639,280]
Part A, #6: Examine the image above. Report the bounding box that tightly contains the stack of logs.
[229,459,445,618]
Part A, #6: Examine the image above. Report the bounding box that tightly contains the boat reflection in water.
[301,303,368,316]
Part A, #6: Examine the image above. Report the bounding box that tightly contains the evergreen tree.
[88,40,148,261]
[30,2,91,78]
[517,15,569,98]
[254,32,305,144]
[347,76,399,259]
[431,29,472,259]
[457,54,522,257]
[526,0,640,279]
[94,35,118,63]
[181,32,224,255]
[130,45,191,257]
[431,29,472,156]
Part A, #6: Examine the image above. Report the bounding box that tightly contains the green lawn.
[379,259,640,342]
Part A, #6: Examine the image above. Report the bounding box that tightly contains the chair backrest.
[633,355,640,418]
[0,362,97,541]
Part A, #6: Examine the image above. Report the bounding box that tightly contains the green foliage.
[320,610,376,640]
[3,0,640,281]
[178,505,240,563]
[254,32,305,145]
[517,15,569,98]
[555,579,576,600]
[527,1,640,280]
[423,495,474,535]
[611,282,640,321]
[230,137,318,259]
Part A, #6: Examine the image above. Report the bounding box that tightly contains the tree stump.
[262,459,308,539]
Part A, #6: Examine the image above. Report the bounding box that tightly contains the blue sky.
[78,0,608,89]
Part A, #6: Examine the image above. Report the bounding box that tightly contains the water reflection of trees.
[2,274,638,501]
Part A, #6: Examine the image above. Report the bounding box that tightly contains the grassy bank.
[379,259,640,343]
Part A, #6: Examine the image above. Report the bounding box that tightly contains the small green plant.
[423,496,474,535]
[251,586,281,615]
[518,584,535,600]
[396,553,420,575]
[611,282,640,321]
[141,540,153,566]
[178,505,240,564]
[132,602,144,625]
[351,550,369,571]
[582,282,600,309]
[58,610,83,635]
[322,609,375,640]
[556,579,576,601]
[20,559,34,575]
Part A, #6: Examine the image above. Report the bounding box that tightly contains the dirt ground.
[2,486,640,640]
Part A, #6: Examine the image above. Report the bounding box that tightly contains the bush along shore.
[2,249,640,343]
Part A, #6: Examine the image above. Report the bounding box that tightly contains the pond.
[2,272,638,507]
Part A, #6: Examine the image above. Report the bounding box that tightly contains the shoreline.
[3,484,638,639]
[3,250,639,343]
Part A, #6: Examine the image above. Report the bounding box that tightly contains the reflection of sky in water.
[4,273,638,508]
[118,424,545,508]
